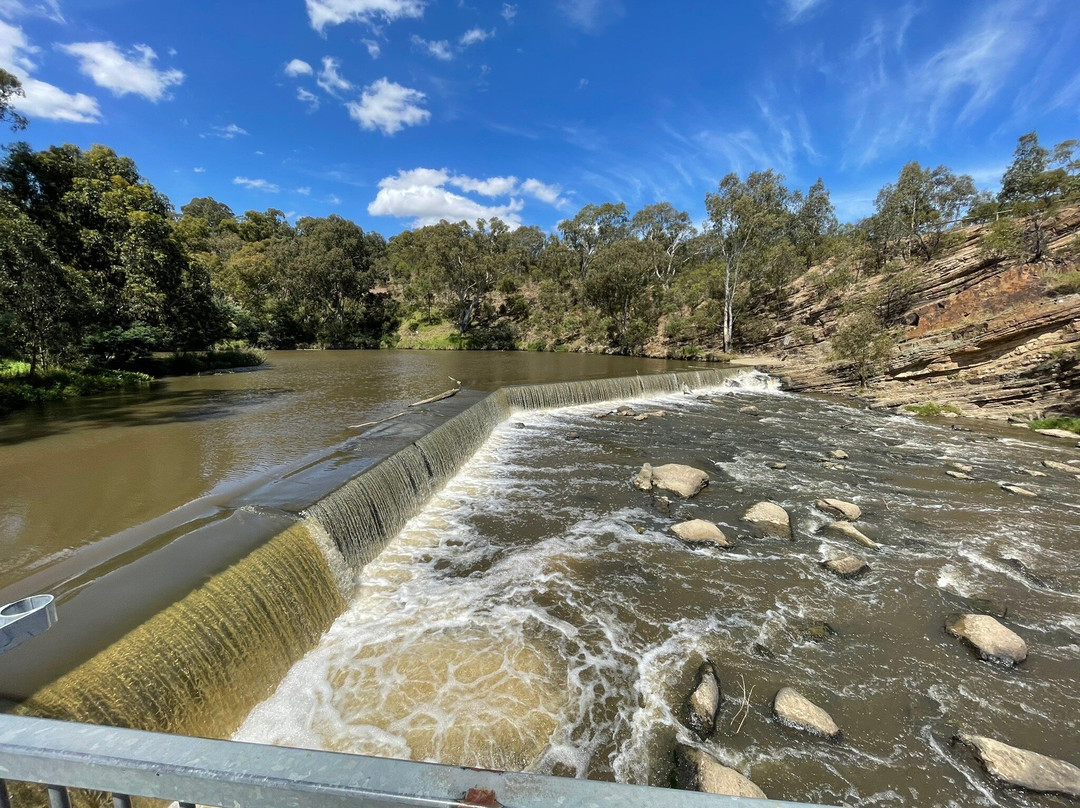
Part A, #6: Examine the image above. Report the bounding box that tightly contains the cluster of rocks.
[943,455,1080,494]
[621,439,1077,800]
[594,405,666,422]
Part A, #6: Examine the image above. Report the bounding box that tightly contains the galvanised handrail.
[0,714,826,808]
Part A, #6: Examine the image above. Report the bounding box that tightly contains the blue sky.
[2,0,1079,233]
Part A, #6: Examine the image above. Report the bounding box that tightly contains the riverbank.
[0,349,264,416]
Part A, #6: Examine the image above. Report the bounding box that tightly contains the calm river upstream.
[3,351,1080,808]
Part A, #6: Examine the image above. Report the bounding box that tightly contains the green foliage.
[0,365,151,415]
[0,69,28,131]
[1046,270,1080,296]
[904,402,962,417]
[1028,417,1080,435]
[979,219,1024,261]
[128,349,265,377]
[830,309,896,385]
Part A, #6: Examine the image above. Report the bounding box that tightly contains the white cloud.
[297,86,319,110]
[558,0,623,32]
[361,38,381,58]
[0,20,101,122]
[297,186,311,195]
[346,77,430,135]
[58,41,184,101]
[450,174,517,196]
[521,178,566,206]
[327,194,342,204]
[17,76,100,122]
[317,56,352,95]
[233,176,280,192]
[206,123,248,139]
[284,58,313,76]
[501,3,517,22]
[410,34,452,60]
[460,27,493,47]
[305,0,425,33]
[368,167,524,227]
[194,167,206,173]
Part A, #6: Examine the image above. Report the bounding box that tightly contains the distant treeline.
[1,68,1077,372]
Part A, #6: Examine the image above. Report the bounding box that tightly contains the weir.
[9,369,742,751]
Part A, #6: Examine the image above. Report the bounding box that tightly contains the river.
[3,351,1079,807]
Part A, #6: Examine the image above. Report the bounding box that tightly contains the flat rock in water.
[1020,468,1048,477]
[816,498,861,521]
[633,463,654,492]
[958,734,1080,798]
[743,501,791,538]
[773,687,840,739]
[824,556,869,579]
[1001,483,1037,498]
[1043,459,1077,473]
[829,449,849,460]
[1035,428,1079,440]
[633,413,649,421]
[674,745,767,799]
[825,520,879,549]
[949,461,975,473]
[770,461,788,470]
[947,614,1028,665]
[671,519,731,548]
[685,662,721,738]
[649,464,710,498]
[739,405,759,414]
[947,470,975,480]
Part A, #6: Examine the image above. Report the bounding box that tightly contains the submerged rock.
[674,745,767,799]
[739,405,760,415]
[958,734,1080,798]
[1000,483,1037,498]
[643,464,710,498]
[671,519,731,549]
[769,461,788,470]
[1020,468,1048,477]
[825,520,879,549]
[1042,459,1077,473]
[633,464,654,492]
[947,614,1028,665]
[685,662,721,738]
[949,462,975,473]
[829,449,849,460]
[816,498,861,521]
[773,687,840,739]
[743,501,791,538]
[947,470,975,480]
[633,414,649,421]
[823,556,869,579]
[616,406,637,417]
[566,431,580,440]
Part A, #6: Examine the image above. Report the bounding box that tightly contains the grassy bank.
[1029,417,1080,436]
[0,362,152,415]
[0,349,264,416]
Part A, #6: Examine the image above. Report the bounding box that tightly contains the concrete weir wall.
[9,368,742,742]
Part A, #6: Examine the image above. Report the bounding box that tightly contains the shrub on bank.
[1028,417,1080,435]
[0,365,152,415]
[905,402,962,417]
[128,349,265,377]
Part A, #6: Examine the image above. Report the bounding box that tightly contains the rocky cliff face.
[770,207,1080,420]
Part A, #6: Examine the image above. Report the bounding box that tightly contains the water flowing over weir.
[14,369,742,740]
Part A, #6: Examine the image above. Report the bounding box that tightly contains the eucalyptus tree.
[871,162,976,261]
[583,239,658,353]
[704,170,793,353]
[631,202,698,287]
[790,178,837,269]
[0,69,28,131]
[996,132,1079,259]
[558,202,631,281]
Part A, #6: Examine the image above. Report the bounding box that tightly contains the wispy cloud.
[0,0,64,23]
[317,56,352,95]
[58,41,183,101]
[410,34,452,60]
[205,123,248,139]
[558,0,623,33]
[501,3,517,23]
[284,58,313,77]
[460,28,493,47]
[233,176,280,192]
[297,86,319,110]
[361,38,381,59]
[783,0,827,22]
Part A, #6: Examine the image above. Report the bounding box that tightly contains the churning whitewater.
[237,371,1080,808]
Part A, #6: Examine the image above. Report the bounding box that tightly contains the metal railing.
[0,714,822,808]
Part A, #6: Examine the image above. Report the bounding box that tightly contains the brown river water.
[3,351,1079,808]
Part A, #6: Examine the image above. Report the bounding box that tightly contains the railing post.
[0,779,11,808]
[112,794,133,808]
[47,785,72,808]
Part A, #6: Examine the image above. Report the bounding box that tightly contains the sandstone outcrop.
[958,734,1080,797]
[674,745,767,799]
[633,463,709,498]
[823,556,869,578]
[773,687,840,739]
[824,520,878,549]
[685,662,721,738]
[670,519,731,549]
[816,498,861,521]
[946,614,1028,665]
[743,502,791,538]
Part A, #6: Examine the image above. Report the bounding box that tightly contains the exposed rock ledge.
[958,734,1080,798]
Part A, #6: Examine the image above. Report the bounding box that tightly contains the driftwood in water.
[347,410,409,430]
[408,386,460,407]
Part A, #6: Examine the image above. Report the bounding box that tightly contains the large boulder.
[773,687,840,739]
[958,734,1080,798]
[671,519,731,549]
[743,501,791,539]
[634,463,709,498]
[946,614,1028,665]
[816,498,861,521]
[823,556,869,579]
[824,520,879,549]
[674,744,767,799]
[685,662,721,738]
